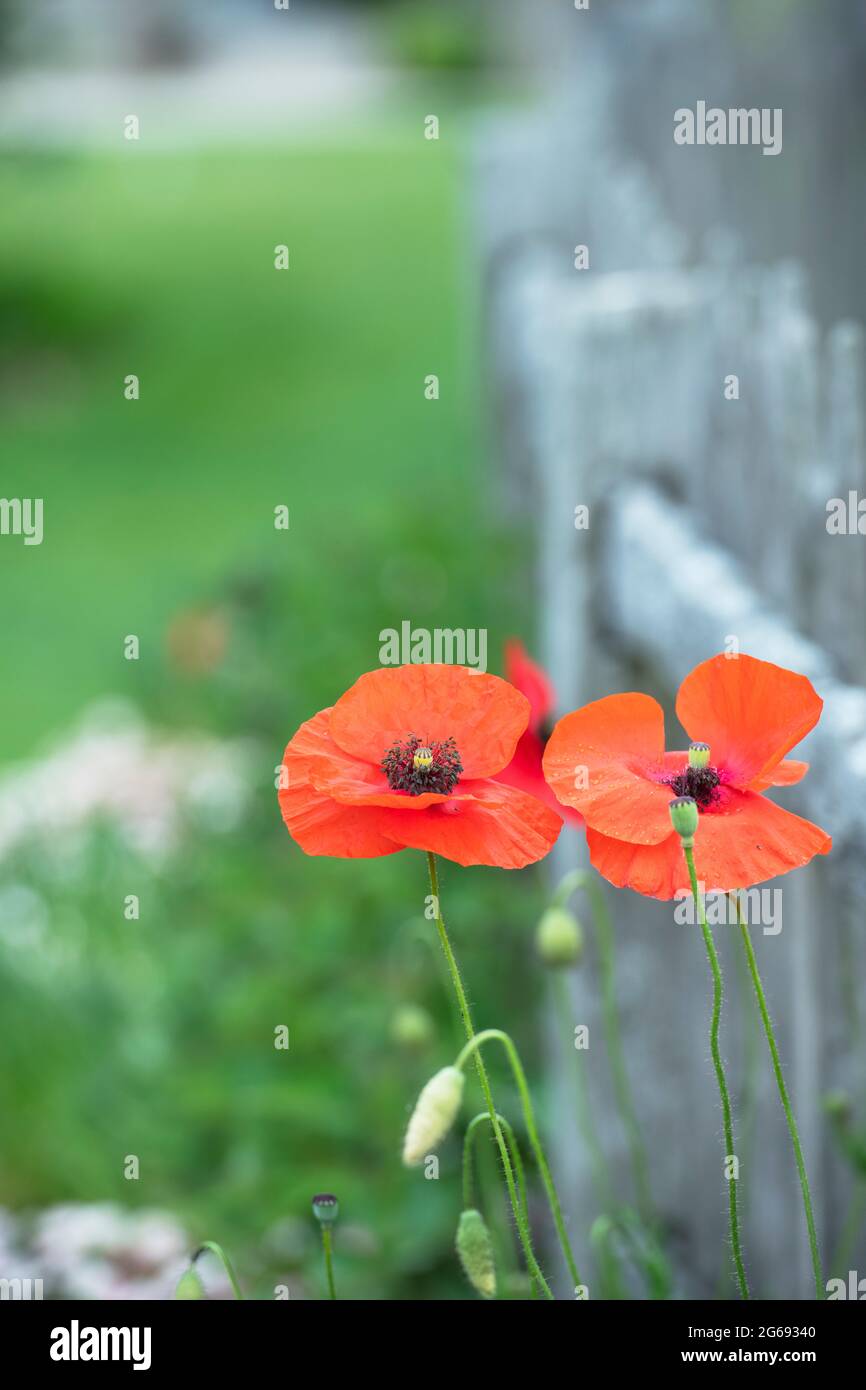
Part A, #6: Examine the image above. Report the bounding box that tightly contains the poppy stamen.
[382,734,463,796]
[665,745,721,811]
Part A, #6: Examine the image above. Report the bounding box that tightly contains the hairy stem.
[733,893,823,1299]
[194,1240,244,1301]
[426,853,553,1299]
[555,869,653,1223]
[551,971,613,1212]
[320,1227,337,1300]
[462,1111,537,1298]
[456,1027,583,1290]
[683,847,749,1300]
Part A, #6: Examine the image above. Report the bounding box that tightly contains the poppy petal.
[587,790,831,899]
[692,790,831,891]
[749,759,809,792]
[379,779,562,869]
[496,728,585,824]
[287,703,483,809]
[328,665,530,779]
[543,693,673,843]
[676,654,823,789]
[586,827,685,899]
[504,639,556,730]
[278,713,401,857]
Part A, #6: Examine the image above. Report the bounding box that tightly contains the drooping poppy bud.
[174,1265,206,1300]
[536,905,583,968]
[402,1065,464,1166]
[456,1208,496,1299]
[669,795,699,847]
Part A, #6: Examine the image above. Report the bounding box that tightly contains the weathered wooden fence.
[473,75,866,1298]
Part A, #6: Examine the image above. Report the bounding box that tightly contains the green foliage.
[385,2,490,72]
[0,141,545,1298]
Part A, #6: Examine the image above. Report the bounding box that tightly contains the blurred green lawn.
[0,140,551,1299]
[0,140,495,760]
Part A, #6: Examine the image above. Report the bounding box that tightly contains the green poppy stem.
[321,1226,337,1300]
[553,869,654,1224]
[462,1112,527,1219]
[425,852,554,1299]
[731,893,823,1299]
[462,1111,538,1299]
[550,972,613,1213]
[682,846,750,1300]
[193,1241,244,1300]
[455,1027,583,1290]
[829,1181,866,1282]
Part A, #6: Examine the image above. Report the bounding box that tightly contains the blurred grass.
[0,141,489,761]
[0,140,551,1298]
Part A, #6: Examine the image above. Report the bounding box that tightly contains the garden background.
[2,0,865,1301]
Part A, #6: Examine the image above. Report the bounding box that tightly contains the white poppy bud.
[402,1065,464,1167]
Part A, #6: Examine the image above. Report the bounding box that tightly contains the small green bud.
[823,1090,851,1122]
[456,1208,496,1300]
[402,1065,464,1166]
[688,742,711,769]
[312,1193,340,1226]
[536,906,583,968]
[669,796,698,846]
[175,1265,206,1300]
[391,1004,434,1050]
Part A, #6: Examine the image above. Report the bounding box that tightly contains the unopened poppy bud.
[175,1265,206,1300]
[456,1208,496,1300]
[391,1003,434,1050]
[536,906,583,968]
[312,1193,339,1226]
[402,1065,464,1166]
[669,796,698,846]
[823,1090,851,1122]
[689,742,711,769]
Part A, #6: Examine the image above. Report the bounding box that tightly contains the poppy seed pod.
[688,741,711,769]
[536,905,583,968]
[311,1193,340,1226]
[402,1065,465,1166]
[669,796,699,846]
[456,1208,497,1300]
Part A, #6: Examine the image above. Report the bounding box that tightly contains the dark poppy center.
[381,734,463,796]
[665,763,721,811]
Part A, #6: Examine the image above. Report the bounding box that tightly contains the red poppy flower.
[495,640,582,825]
[278,664,562,869]
[542,653,831,899]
